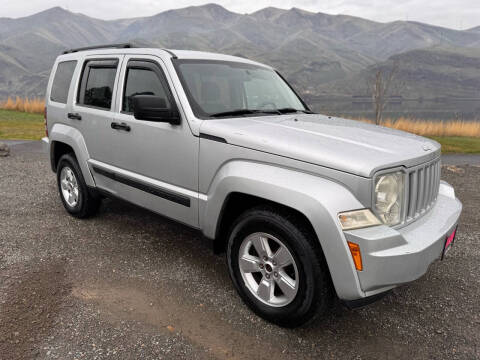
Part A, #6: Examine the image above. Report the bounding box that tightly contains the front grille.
[406,158,441,222]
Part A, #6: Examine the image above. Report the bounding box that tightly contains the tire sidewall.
[56,154,85,215]
[227,211,321,326]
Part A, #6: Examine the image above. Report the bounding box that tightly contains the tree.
[368,61,401,125]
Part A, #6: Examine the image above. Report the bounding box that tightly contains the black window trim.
[275,70,311,112]
[76,58,119,111]
[50,60,78,104]
[120,58,180,120]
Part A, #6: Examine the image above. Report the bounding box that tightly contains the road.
[1,141,479,359]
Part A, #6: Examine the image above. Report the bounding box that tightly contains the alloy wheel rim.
[60,166,79,207]
[238,232,299,307]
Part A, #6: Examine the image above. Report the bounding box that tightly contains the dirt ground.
[1,142,479,359]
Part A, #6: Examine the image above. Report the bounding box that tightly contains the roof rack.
[161,48,178,59]
[63,43,135,54]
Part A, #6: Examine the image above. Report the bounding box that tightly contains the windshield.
[173,60,308,119]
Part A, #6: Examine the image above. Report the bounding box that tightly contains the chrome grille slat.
[427,164,434,207]
[404,158,440,224]
[408,171,417,219]
[426,165,431,208]
[417,168,424,214]
[425,166,430,208]
[422,166,430,210]
[436,161,441,198]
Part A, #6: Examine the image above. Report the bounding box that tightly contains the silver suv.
[42,44,462,327]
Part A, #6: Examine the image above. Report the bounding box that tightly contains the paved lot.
[1,141,479,359]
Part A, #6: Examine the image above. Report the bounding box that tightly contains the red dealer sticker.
[442,226,457,260]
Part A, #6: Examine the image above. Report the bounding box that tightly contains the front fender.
[49,123,95,187]
[200,160,366,300]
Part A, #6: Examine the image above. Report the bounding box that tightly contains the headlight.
[374,171,405,226]
[339,209,381,230]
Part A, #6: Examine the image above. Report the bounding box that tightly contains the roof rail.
[161,48,178,59]
[63,43,135,54]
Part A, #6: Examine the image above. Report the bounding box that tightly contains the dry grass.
[1,97,45,114]
[357,117,480,138]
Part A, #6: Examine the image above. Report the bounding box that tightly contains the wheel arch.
[200,160,367,300]
[213,192,317,254]
[50,141,74,172]
[49,123,95,186]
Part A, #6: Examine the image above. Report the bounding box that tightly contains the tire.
[227,206,333,328]
[56,153,100,218]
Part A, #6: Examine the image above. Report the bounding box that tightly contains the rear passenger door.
[72,55,123,166]
[88,55,199,227]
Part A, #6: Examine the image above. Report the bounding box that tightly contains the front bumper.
[344,181,462,296]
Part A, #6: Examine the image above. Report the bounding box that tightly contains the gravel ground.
[442,154,480,166]
[1,142,479,360]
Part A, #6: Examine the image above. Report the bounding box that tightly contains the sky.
[3,0,479,30]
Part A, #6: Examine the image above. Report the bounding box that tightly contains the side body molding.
[199,160,367,300]
[49,123,95,186]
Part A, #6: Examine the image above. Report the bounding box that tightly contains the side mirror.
[132,95,180,125]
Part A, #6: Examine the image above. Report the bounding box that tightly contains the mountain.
[0,7,126,98]
[0,4,479,110]
[320,47,480,98]
[116,3,239,40]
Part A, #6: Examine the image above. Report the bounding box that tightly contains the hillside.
[0,4,479,105]
[319,47,480,97]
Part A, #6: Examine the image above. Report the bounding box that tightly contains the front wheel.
[227,206,333,327]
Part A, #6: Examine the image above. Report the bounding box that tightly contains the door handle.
[111,122,131,132]
[67,112,82,120]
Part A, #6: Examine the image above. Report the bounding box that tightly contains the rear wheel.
[227,206,333,327]
[56,153,100,218]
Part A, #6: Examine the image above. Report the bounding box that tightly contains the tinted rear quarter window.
[50,61,77,104]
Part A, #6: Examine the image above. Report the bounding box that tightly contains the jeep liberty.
[42,44,462,327]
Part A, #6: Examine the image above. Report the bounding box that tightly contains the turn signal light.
[347,242,363,271]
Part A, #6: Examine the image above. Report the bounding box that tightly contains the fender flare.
[49,123,95,187]
[200,160,366,300]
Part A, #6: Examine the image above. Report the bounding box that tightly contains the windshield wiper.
[277,108,315,114]
[209,109,281,118]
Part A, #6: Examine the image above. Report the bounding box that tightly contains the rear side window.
[50,61,77,104]
[122,68,170,113]
[78,59,118,110]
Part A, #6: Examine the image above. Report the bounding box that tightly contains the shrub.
[357,117,480,138]
[1,97,45,114]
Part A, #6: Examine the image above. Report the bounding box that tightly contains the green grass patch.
[0,109,44,140]
[428,136,480,154]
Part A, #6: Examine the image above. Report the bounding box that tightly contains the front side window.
[78,60,118,110]
[122,67,170,113]
[174,60,308,118]
[50,60,77,104]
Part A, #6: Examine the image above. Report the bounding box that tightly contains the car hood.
[199,114,441,177]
